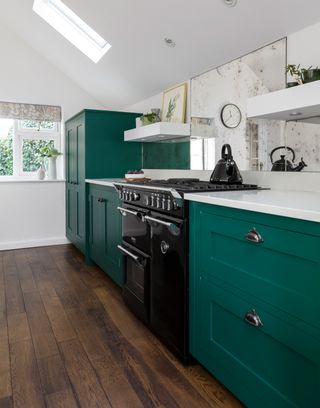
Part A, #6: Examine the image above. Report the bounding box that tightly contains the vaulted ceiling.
[1,0,320,109]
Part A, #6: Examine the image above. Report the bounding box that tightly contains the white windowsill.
[0,178,66,183]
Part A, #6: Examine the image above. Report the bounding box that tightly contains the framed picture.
[161,83,187,123]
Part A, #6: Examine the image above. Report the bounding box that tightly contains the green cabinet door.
[65,114,86,253]
[89,185,123,287]
[189,202,320,408]
[66,183,75,242]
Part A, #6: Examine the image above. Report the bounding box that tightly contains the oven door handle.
[117,206,139,217]
[117,245,139,262]
[144,215,181,236]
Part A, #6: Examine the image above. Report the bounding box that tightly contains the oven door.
[118,204,150,254]
[118,243,150,325]
[145,212,188,361]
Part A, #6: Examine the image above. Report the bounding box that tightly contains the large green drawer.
[197,207,320,331]
[191,277,320,408]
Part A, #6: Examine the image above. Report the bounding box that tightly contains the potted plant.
[286,64,320,86]
[140,112,158,126]
[40,146,62,179]
[301,66,320,83]
[285,64,303,87]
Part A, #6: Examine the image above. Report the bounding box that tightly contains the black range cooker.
[115,178,260,363]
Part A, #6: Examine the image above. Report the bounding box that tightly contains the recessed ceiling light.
[33,0,111,63]
[164,37,176,48]
[222,0,238,7]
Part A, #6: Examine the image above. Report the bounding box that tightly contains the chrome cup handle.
[245,227,263,244]
[244,309,263,328]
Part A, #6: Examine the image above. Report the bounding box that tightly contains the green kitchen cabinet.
[88,184,123,287]
[65,109,141,256]
[189,202,320,408]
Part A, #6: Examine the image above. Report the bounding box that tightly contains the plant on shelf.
[301,65,320,84]
[285,64,303,86]
[286,64,320,87]
[140,112,158,126]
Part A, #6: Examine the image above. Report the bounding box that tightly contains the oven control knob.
[156,196,161,208]
[133,193,140,201]
[161,198,166,210]
[128,192,133,201]
[150,195,155,207]
[118,191,123,200]
[144,196,150,206]
[167,199,172,211]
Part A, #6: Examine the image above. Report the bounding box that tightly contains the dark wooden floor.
[0,244,243,408]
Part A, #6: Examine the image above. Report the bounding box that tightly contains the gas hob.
[126,178,259,194]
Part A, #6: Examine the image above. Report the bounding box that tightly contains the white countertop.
[185,190,320,223]
[86,178,126,187]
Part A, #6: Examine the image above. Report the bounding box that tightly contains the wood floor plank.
[59,339,112,408]
[7,312,31,344]
[37,354,70,395]
[4,273,24,316]
[45,388,78,408]
[0,396,13,408]
[0,254,11,402]
[14,250,37,293]
[23,291,59,359]
[37,280,77,342]
[10,339,45,408]
[0,335,12,401]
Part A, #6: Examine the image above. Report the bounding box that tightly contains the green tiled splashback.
[142,141,190,169]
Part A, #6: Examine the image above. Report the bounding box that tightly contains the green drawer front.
[192,278,320,408]
[198,208,320,330]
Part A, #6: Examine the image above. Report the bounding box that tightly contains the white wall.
[0,181,67,250]
[0,24,104,250]
[287,21,320,68]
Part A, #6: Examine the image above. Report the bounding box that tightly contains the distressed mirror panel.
[190,38,320,172]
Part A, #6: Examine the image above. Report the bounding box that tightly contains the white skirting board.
[0,237,70,251]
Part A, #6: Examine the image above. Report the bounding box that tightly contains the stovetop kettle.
[210,144,243,184]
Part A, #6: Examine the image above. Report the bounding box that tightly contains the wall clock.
[220,103,242,128]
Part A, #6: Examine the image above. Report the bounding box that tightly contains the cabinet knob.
[244,309,263,328]
[245,227,263,244]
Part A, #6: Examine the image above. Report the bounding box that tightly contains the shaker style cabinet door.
[65,115,85,253]
[89,185,123,287]
[189,202,320,408]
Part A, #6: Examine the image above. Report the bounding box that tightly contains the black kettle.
[270,146,307,172]
[210,144,243,184]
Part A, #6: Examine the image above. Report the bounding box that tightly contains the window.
[32,0,111,63]
[0,119,60,178]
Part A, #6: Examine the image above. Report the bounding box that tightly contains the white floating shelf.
[124,122,190,142]
[247,80,320,123]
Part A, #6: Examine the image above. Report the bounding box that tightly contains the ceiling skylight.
[32,0,111,63]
